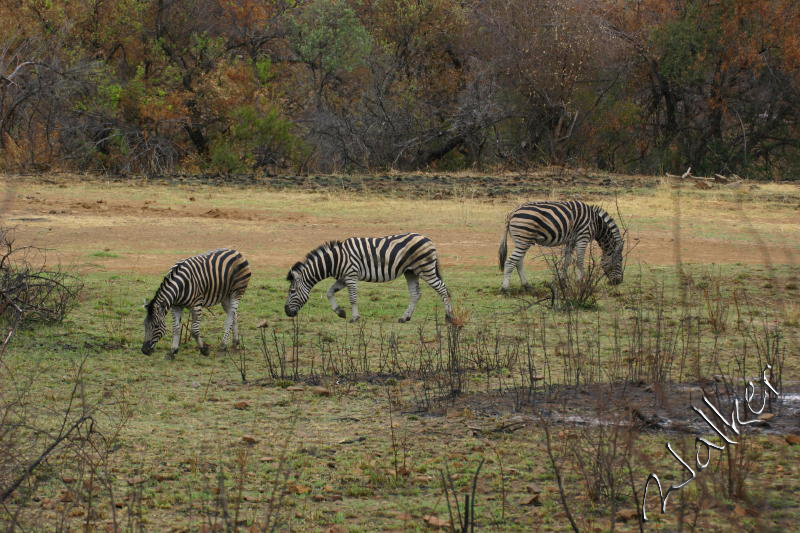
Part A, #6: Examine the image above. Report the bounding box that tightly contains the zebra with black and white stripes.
[142,248,251,358]
[284,233,453,323]
[499,200,624,290]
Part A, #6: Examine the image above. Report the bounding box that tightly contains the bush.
[0,227,82,330]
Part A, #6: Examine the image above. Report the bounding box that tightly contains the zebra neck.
[153,273,181,309]
[304,246,344,285]
[594,209,621,251]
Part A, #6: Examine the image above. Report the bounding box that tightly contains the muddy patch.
[448,381,800,436]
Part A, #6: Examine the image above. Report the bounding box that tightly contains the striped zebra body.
[499,201,624,290]
[285,233,453,323]
[142,248,251,358]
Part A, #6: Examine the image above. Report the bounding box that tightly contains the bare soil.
[4,173,799,275]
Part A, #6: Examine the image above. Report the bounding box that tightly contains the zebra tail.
[498,221,509,270]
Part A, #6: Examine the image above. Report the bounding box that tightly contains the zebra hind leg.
[220,296,240,351]
[190,305,209,356]
[421,268,453,323]
[502,242,531,292]
[399,271,421,322]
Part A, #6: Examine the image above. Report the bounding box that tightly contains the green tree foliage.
[0,0,798,177]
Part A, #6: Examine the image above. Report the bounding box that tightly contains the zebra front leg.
[326,279,347,319]
[345,278,360,323]
[190,305,209,356]
[574,240,588,281]
[561,244,573,280]
[168,307,183,360]
[220,297,240,351]
[399,272,421,322]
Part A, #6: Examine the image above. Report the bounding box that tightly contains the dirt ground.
[2,173,799,275]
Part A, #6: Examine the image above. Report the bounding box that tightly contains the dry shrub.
[0,226,82,329]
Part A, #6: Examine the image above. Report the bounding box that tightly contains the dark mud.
[451,380,800,437]
[124,171,655,199]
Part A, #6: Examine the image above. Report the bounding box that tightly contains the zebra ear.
[287,262,303,281]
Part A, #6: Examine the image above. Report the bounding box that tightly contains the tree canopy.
[1,0,798,178]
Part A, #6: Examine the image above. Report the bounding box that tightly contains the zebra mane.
[148,263,183,313]
[287,240,342,280]
[304,240,341,263]
[592,206,623,250]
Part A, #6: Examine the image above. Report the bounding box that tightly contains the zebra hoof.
[200,344,210,356]
[335,308,346,319]
[166,350,177,360]
[398,316,410,323]
[499,287,509,295]
[348,316,360,323]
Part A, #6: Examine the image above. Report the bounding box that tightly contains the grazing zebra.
[285,233,453,323]
[142,248,251,358]
[499,200,624,290]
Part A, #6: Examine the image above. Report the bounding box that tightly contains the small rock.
[526,483,542,494]
[259,456,277,462]
[310,386,331,396]
[758,413,775,421]
[786,434,800,445]
[234,401,250,410]
[522,494,542,506]
[287,482,310,494]
[241,435,259,445]
[61,476,77,484]
[616,509,638,522]
[256,319,269,328]
[286,386,304,392]
[423,514,450,528]
[153,472,175,482]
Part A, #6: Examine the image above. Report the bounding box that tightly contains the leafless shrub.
[259,320,301,381]
[541,406,644,532]
[543,247,606,311]
[0,227,82,332]
[190,414,299,532]
[438,458,485,533]
[0,355,129,529]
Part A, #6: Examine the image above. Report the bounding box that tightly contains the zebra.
[284,233,453,323]
[499,200,624,290]
[142,248,251,358]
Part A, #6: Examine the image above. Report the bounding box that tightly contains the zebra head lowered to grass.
[285,233,453,323]
[142,248,251,359]
[499,200,625,290]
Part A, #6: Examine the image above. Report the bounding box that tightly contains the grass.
[1,173,799,531]
[90,250,120,258]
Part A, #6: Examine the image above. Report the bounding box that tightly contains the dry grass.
[1,172,799,531]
